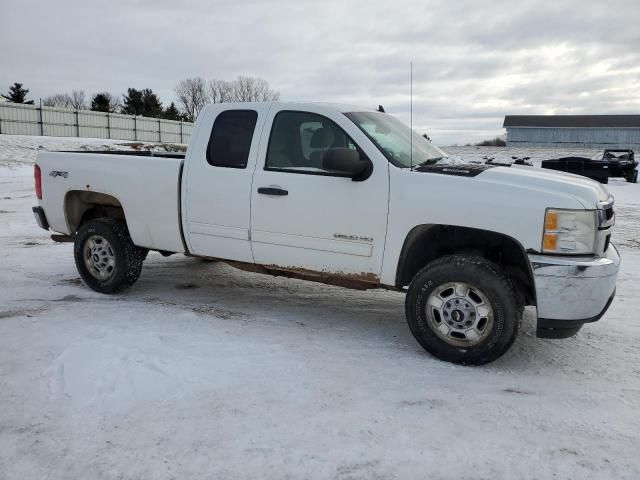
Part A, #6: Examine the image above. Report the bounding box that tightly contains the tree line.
[174,76,280,122]
[475,137,506,147]
[1,76,280,122]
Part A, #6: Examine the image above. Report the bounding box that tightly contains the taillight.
[34,164,42,199]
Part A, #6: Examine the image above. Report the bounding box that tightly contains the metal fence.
[0,102,193,144]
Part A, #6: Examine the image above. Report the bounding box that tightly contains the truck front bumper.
[529,243,620,339]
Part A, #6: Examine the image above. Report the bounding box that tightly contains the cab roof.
[204,101,378,114]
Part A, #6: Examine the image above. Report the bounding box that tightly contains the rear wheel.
[74,218,147,293]
[628,170,638,183]
[405,255,523,365]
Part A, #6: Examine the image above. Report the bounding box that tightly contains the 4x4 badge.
[49,170,68,179]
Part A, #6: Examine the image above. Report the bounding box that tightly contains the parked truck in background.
[32,102,620,365]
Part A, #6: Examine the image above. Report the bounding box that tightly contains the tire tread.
[405,254,523,365]
[74,217,147,293]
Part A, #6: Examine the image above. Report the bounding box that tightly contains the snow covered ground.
[444,145,605,164]
[1,135,639,479]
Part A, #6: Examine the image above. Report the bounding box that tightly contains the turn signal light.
[542,233,558,251]
[544,210,558,231]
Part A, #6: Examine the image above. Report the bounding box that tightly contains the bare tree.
[69,90,87,110]
[44,90,87,109]
[208,79,235,103]
[109,94,122,112]
[43,93,73,108]
[174,77,209,122]
[232,76,280,102]
[175,75,280,119]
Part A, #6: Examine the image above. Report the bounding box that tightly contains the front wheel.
[74,218,148,294]
[405,255,523,365]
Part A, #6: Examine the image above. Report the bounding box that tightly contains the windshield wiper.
[416,157,443,167]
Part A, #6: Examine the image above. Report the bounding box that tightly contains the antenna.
[410,61,413,171]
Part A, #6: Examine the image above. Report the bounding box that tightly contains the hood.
[477,165,611,208]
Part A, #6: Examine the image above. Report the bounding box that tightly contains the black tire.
[405,255,523,365]
[628,170,638,183]
[74,217,148,294]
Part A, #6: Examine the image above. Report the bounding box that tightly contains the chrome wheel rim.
[83,235,116,281]
[425,282,494,347]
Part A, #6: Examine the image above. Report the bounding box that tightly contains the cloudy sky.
[1,0,639,145]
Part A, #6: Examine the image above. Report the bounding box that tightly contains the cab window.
[206,110,258,169]
[266,111,359,173]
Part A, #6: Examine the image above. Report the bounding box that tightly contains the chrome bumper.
[529,244,620,337]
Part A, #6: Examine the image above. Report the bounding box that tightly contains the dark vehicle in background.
[542,149,638,184]
[604,150,638,183]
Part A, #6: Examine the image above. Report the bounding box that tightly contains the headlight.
[542,209,597,255]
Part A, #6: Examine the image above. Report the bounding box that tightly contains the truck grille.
[605,206,614,221]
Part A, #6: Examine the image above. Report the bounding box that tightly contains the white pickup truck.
[33,102,620,365]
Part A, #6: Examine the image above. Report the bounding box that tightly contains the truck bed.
[56,150,186,159]
[37,151,186,253]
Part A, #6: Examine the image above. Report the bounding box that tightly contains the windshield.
[345,111,447,168]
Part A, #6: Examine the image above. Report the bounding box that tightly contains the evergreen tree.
[121,88,144,115]
[2,82,35,104]
[121,88,163,117]
[162,102,181,121]
[91,93,113,112]
[141,89,163,117]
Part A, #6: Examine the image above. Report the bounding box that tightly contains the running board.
[51,234,74,243]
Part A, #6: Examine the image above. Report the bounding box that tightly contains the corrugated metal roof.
[503,115,640,128]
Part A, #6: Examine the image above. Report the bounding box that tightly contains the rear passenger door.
[182,105,270,261]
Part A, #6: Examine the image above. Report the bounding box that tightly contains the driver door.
[250,106,389,280]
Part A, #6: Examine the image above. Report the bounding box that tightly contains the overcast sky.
[1,0,639,145]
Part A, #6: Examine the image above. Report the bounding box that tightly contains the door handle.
[258,187,288,196]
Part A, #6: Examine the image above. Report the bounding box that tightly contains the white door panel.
[252,225,374,257]
[186,166,255,259]
[189,222,250,240]
[183,104,270,261]
[250,106,389,279]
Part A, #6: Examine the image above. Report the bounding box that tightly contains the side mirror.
[322,148,372,181]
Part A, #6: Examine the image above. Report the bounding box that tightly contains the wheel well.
[396,225,536,305]
[65,190,125,233]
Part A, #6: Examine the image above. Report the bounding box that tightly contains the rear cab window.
[206,110,258,169]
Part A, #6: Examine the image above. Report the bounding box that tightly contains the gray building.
[504,115,640,149]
